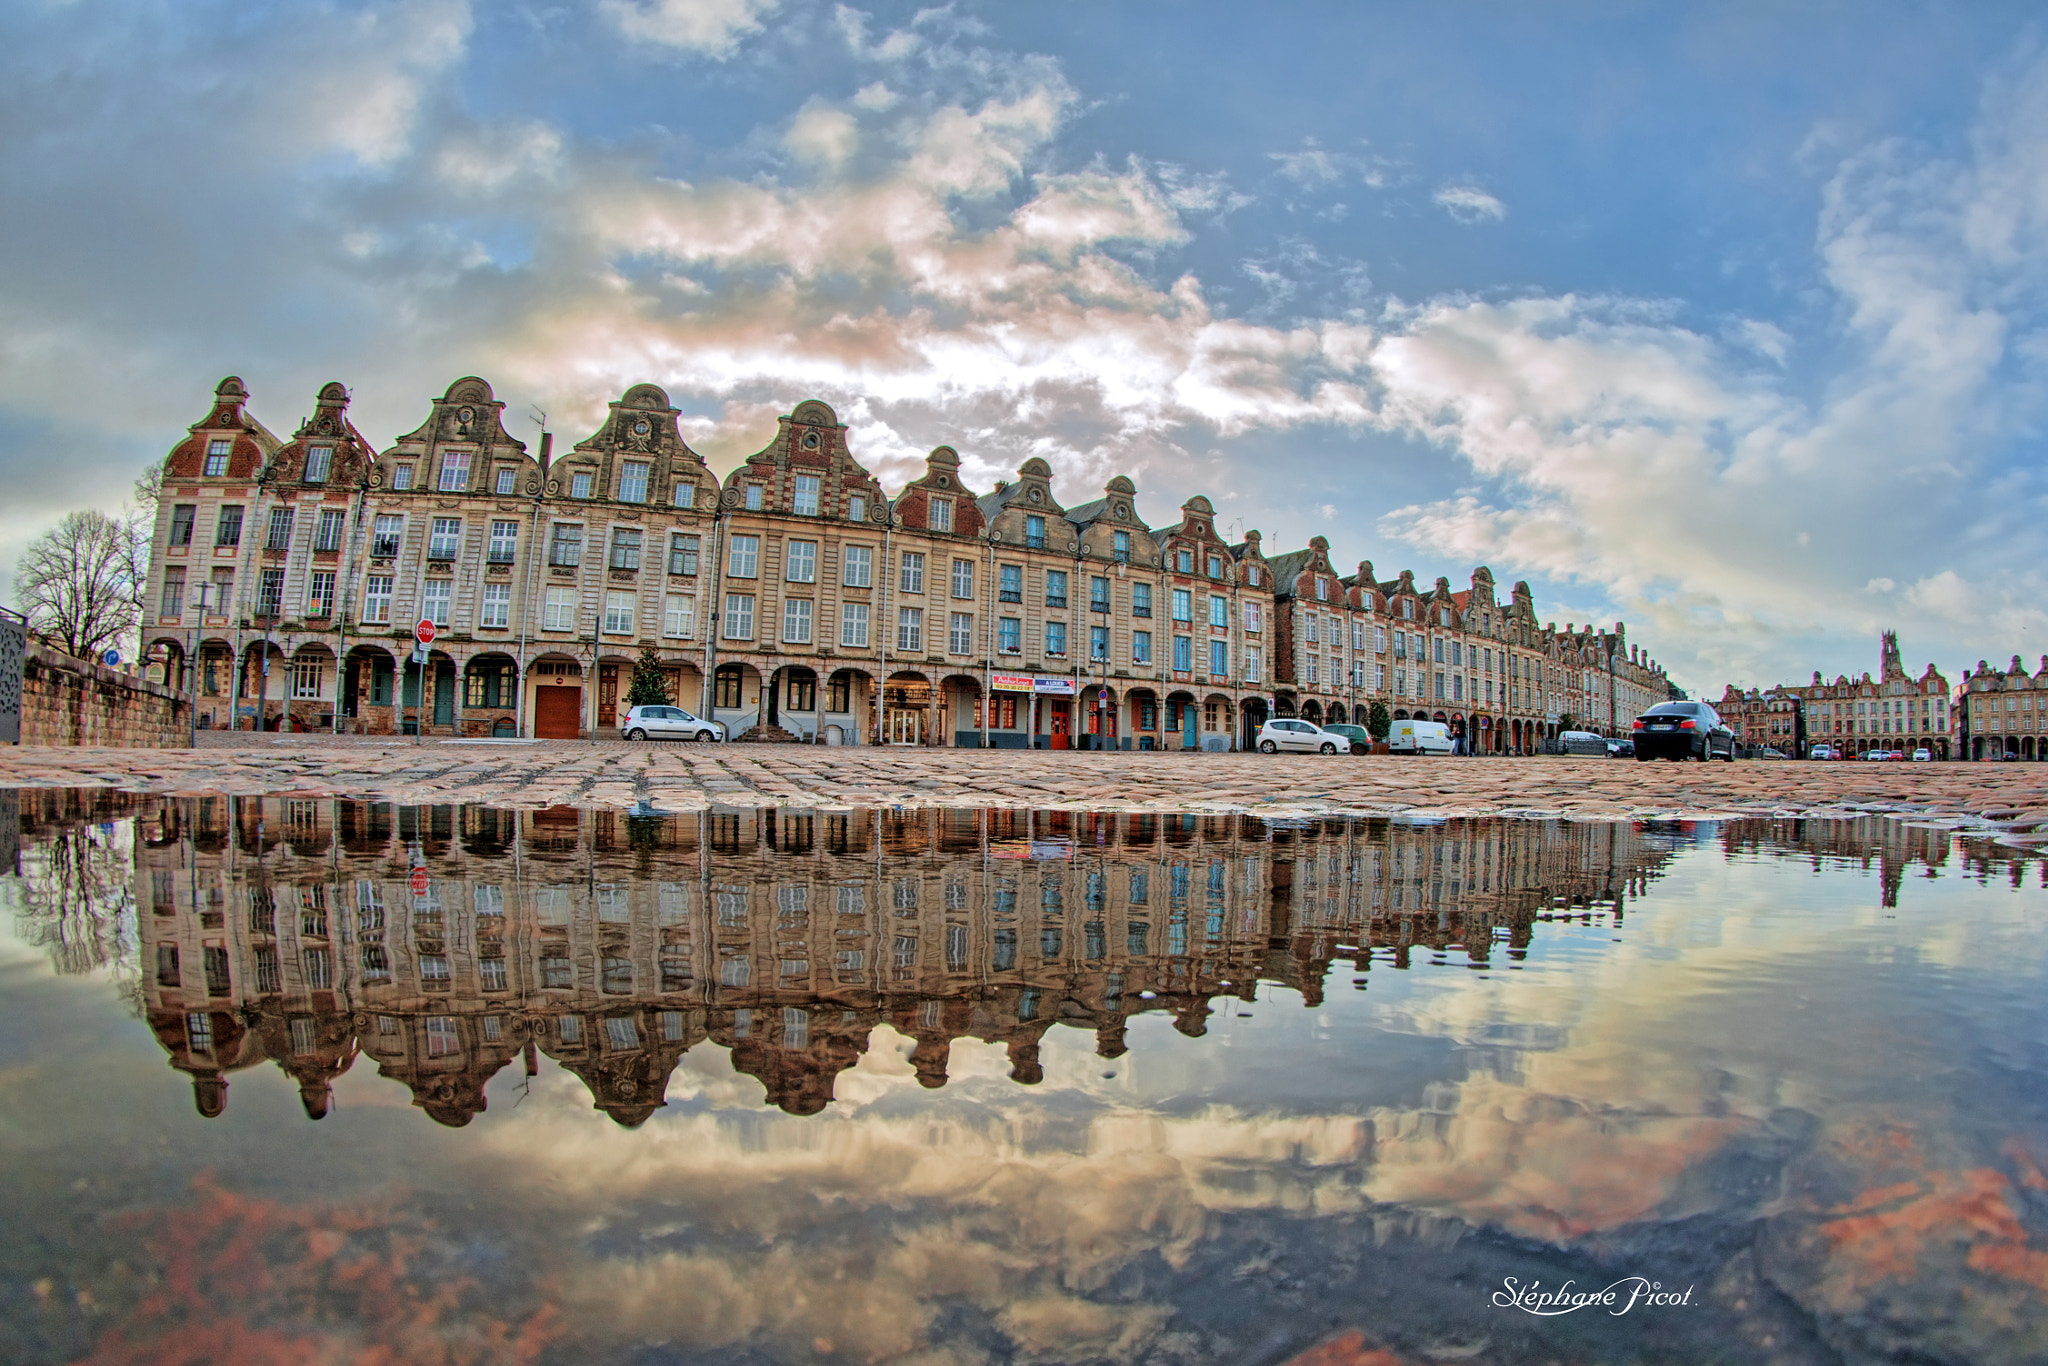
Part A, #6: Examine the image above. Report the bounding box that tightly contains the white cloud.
[1433,183,1506,223]
[783,102,859,168]
[601,0,778,57]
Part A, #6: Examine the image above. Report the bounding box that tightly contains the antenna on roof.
[1227,516,1243,543]
[529,405,547,434]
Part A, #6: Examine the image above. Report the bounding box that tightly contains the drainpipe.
[703,506,723,723]
[982,532,994,749]
[516,473,543,737]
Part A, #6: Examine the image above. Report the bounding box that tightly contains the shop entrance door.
[886,709,922,745]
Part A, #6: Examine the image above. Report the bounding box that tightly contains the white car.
[1911,748,1932,761]
[1257,719,1344,754]
[623,705,724,742]
[1808,745,1837,760]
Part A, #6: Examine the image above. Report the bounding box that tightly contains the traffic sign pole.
[412,619,434,746]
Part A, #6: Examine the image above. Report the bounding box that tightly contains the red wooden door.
[535,686,582,739]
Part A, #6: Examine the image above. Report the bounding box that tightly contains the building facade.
[1715,633,1955,759]
[142,375,1671,747]
[1959,655,2048,761]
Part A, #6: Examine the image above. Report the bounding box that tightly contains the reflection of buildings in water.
[129,799,1681,1125]
[1719,815,2046,906]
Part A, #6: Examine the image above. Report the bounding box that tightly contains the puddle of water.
[2,790,2046,1365]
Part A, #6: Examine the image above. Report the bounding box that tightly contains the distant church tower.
[1880,630,1905,680]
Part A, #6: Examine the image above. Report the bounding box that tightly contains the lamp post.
[187,582,213,748]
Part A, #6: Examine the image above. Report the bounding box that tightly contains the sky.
[2,0,2045,695]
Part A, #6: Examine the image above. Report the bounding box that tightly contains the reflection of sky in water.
[3,799,2046,1365]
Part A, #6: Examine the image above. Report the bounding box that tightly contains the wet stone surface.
[2,790,2046,1365]
[2,742,2046,835]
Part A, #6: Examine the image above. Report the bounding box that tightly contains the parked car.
[1911,748,1933,761]
[1863,748,1892,760]
[1257,718,1345,754]
[1606,738,1635,758]
[1320,722,1374,754]
[1631,701,1735,761]
[1388,719,1455,755]
[1753,747,1786,759]
[1809,745,1837,760]
[622,705,724,742]
[1560,730,1608,756]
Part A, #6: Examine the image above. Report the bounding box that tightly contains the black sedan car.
[1632,701,1736,761]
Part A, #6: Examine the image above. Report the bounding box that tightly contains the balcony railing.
[1025,535,1046,549]
[999,589,1022,603]
[370,538,401,559]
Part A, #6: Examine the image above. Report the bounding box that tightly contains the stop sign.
[414,618,436,645]
[409,867,430,896]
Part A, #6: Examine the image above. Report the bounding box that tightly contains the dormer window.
[1176,550,1192,573]
[672,482,696,508]
[745,483,763,511]
[496,467,518,495]
[849,494,867,522]
[392,463,415,490]
[1025,515,1046,549]
[438,450,471,491]
[619,461,650,503]
[570,471,593,499]
[1315,576,1328,601]
[1113,530,1130,563]
[793,474,820,516]
[1207,554,1223,579]
[928,497,953,532]
[1247,565,1260,587]
[1402,599,1413,619]
[304,446,332,483]
[204,439,230,477]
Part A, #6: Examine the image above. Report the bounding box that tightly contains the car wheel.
[1320,741,1338,754]
[626,727,647,741]
[695,730,715,742]
[1259,740,1278,754]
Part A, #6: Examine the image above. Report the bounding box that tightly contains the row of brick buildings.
[131,795,1668,1123]
[1714,633,2048,761]
[141,375,1674,750]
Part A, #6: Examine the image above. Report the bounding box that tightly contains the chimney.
[538,431,553,473]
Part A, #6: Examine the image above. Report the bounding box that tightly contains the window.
[1176,549,1192,573]
[668,532,699,576]
[1113,530,1130,562]
[1045,621,1067,656]
[256,568,284,617]
[951,558,974,599]
[549,523,582,566]
[215,506,243,547]
[609,527,642,570]
[1132,582,1151,617]
[1132,630,1151,663]
[723,594,754,640]
[570,471,594,498]
[543,586,576,631]
[661,478,691,509]
[1173,635,1191,671]
[897,551,924,595]
[727,534,759,578]
[487,519,517,562]
[291,656,323,699]
[265,507,294,550]
[1207,554,1223,579]
[307,570,335,617]
[999,563,1022,602]
[618,460,650,503]
[1315,576,1328,600]
[1209,594,1226,628]
[1091,625,1109,661]
[363,575,393,624]
[428,517,460,560]
[313,509,346,552]
[787,674,817,711]
[1091,576,1111,612]
[1172,588,1192,623]
[369,514,402,558]
[1210,640,1227,676]
[161,568,186,619]
[1245,647,1261,681]
[1306,655,1320,685]
[998,617,1022,652]
[663,594,694,638]
[304,445,332,483]
[842,544,872,587]
[743,484,763,511]
[791,473,820,516]
[391,463,415,490]
[170,504,196,546]
[438,450,471,491]
[848,493,867,522]
[950,612,974,654]
[783,598,813,644]
[421,579,451,626]
[1025,514,1045,548]
[495,466,518,495]
[1045,570,1067,608]
[204,439,230,476]
[897,606,922,651]
[929,496,953,532]
[841,602,870,647]
[479,581,509,627]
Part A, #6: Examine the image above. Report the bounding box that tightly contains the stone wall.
[19,641,189,749]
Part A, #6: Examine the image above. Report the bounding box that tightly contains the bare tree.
[15,509,141,659]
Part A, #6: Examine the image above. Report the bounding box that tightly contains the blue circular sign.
[101,648,120,666]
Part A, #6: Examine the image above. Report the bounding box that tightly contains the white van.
[1389,719,1454,755]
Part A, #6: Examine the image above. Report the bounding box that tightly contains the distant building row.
[1715,632,1957,759]
[142,375,1673,750]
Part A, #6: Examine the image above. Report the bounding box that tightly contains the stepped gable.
[719,398,886,518]
[557,381,715,508]
[163,376,284,481]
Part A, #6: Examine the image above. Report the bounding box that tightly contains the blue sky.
[3,0,2045,693]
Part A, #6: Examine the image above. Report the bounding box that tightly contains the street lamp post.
[187,582,213,748]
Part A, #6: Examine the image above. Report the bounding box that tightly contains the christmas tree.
[624,646,673,709]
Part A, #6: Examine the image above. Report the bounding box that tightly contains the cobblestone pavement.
[5,739,2048,832]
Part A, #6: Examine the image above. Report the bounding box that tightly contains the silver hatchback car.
[1256,718,1344,754]
[623,705,724,742]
